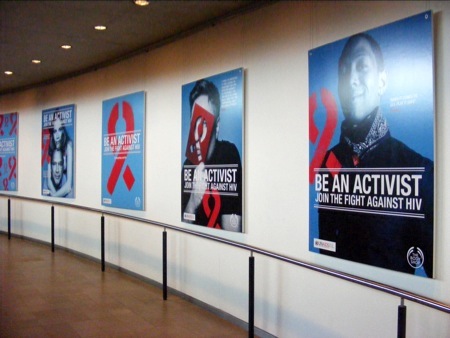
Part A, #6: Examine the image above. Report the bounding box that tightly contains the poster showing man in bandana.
[309,12,434,277]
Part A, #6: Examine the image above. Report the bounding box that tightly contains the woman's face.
[52,118,64,149]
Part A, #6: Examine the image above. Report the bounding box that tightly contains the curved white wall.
[1,2,449,337]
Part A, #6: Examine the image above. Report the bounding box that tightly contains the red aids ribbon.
[202,189,222,229]
[325,151,342,177]
[41,129,51,166]
[9,113,18,136]
[309,88,339,183]
[8,156,16,180]
[106,101,135,195]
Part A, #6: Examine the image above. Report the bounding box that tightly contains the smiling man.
[318,33,434,276]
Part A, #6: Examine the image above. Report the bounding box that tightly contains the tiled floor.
[0,234,249,337]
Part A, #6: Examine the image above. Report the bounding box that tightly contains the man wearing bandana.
[319,33,434,276]
[182,79,242,232]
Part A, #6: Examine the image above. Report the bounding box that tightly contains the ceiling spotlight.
[32,59,41,64]
[4,71,13,75]
[94,25,107,31]
[134,0,149,6]
[61,45,72,50]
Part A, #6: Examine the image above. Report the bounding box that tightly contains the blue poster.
[0,112,18,191]
[309,12,434,277]
[102,91,145,210]
[41,105,75,198]
[181,68,244,232]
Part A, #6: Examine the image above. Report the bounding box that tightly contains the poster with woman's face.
[41,104,75,198]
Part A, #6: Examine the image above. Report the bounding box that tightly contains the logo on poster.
[314,238,336,252]
[134,197,141,208]
[183,212,195,221]
[407,247,424,269]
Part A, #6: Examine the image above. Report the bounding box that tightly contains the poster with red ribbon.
[102,91,145,210]
[42,105,75,198]
[309,12,434,277]
[181,68,244,232]
[0,112,18,191]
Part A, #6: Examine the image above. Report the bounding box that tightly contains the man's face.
[338,38,386,122]
[51,150,63,186]
[191,94,218,161]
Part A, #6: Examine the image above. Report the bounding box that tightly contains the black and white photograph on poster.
[309,12,435,277]
[41,104,75,198]
[181,68,244,232]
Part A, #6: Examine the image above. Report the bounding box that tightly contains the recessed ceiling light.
[95,25,106,31]
[61,45,72,50]
[32,59,41,64]
[134,0,149,6]
[4,71,13,75]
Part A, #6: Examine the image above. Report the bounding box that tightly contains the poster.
[181,68,244,232]
[0,112,18,191]
[309,12,434,277]
[102,91,145,210]
[42,104,75,198]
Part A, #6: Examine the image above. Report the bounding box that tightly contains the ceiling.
[0,0,270,97]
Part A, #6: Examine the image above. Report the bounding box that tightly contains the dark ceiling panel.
[0,0,270,96]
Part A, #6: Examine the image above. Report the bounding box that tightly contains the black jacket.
[319,132,434,277]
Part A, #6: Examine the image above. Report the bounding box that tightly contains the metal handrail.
[2,193,449,316]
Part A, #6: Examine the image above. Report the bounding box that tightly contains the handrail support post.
[249,252,255,338]
[101,214,105,272]
[397,298,407,338]
[51,205,55,252]
[7,198,11,239]
[163,229,168,300]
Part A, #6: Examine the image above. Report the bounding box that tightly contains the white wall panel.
[1,2,449,337]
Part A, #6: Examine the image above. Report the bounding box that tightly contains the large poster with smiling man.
[102,91,145,210]
[309,12,434,277]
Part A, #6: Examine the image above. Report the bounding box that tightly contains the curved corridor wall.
[1,2,449,337]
